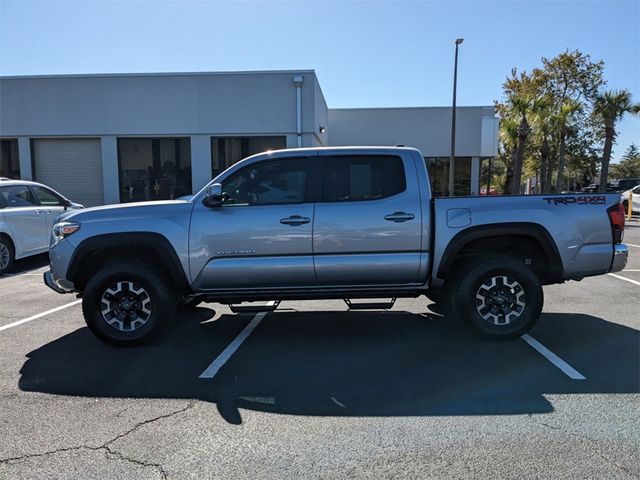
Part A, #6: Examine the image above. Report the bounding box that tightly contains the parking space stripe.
[608,273,640,286]
[1,273,46,277]
[522,334,586,380]
[198,301,275,379]
[626,243,640,248]
[0,300,81,332]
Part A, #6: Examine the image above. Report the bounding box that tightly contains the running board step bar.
[228,301,280,314]
[344,298,396,310]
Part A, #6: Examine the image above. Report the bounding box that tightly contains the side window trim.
[221,156,318,207]
[28,186,43,206]
[319,154,408,203]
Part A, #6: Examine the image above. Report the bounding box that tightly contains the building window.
[0,139,20,179]
[425,157,471,196]
[117,138,191,203]
[211,136,286,178]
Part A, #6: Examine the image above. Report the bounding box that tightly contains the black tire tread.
[450,256,543,340]
[82,261,176,346]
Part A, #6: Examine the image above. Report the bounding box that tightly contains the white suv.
[621,185,640,215]
[0,180,83,274]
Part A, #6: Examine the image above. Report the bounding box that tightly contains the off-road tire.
[450,257,543,340]
[82,262,176,346]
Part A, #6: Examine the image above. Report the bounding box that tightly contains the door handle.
[34,210,42,215]
[384,212,415,223]
[280,215,311,226]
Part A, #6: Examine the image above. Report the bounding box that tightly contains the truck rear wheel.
[82,262,176,346]
[450,257,543,340]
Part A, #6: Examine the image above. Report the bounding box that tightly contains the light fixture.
[455,38,464,44]
[319,126,326,134]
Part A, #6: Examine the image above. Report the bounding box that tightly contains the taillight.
[607,203,625,244]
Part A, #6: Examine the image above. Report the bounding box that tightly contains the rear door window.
[322,155,406,202]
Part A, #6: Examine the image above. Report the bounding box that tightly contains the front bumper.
[610,244,628,273]
[43,270,74,294]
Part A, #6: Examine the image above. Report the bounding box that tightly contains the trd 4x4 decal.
[542,195,606,205]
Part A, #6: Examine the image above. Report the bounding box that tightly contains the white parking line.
[626,243,640,248]
[0,272,46,278]
[198,302,276,379]
[608,273,640,286]
[522,334,586,380]
[0,300,81,332]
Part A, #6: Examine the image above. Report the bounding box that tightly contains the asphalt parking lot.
[1,222,639,479]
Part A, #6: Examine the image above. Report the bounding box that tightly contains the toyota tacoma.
[44,147,628,345]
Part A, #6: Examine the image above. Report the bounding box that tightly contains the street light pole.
[448,38,464,197]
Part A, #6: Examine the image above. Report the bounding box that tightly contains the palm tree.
[499,118,518,194]
[508,93,550,194]
[509,95,531,194]
[530,97,553,193]
[593,90,640,192]
[554,99,582,192]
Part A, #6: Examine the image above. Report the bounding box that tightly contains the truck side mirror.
[203,183,225,208]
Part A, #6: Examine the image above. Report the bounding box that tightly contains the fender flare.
[437,222,563,281]
[67,232,190,292]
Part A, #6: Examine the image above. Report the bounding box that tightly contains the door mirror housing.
[203,183,225,208]
[62,199,72,210]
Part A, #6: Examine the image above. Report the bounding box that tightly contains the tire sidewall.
[451,258,543,339]
[0,237,14,275]
[82,263,175,346]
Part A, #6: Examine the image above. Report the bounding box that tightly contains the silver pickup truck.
[44,147,628,345]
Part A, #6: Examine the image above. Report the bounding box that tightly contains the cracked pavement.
[0,224,639,478]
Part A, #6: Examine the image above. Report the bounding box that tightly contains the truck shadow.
[18,307,639,424]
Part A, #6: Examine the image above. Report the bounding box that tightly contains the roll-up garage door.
[32,138,104,207]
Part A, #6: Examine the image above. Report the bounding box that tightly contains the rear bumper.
[43,270,74,294]
[610,244,628,273]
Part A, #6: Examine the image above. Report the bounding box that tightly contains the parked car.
[581,183,619,193]
[0,180,83,274]
[612,179,640,193]
[621,185,640,214]
[44,147,628,345]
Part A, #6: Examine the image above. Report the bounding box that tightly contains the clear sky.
[1,0,638,161]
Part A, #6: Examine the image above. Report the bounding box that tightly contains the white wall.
[328,106,497,158]
[0,71,324,138]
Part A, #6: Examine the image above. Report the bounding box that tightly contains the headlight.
[53,221,80,242]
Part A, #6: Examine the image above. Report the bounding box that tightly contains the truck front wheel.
[450,257,543,340]
[82,262,176,346]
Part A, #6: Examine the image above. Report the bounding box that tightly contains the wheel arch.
[0,230,15,250]
[437,223,564,284]
[67,232,190,293]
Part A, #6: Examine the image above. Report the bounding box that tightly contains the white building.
[0,70,498,206]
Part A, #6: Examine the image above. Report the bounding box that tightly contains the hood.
[59,199,193,222]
